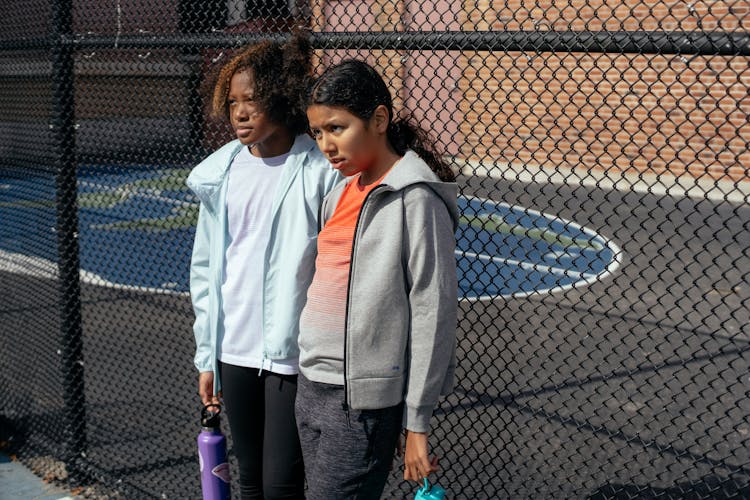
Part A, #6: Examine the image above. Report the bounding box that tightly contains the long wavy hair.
[308,60,455,182]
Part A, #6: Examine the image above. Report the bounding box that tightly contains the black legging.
[218,361,304,500]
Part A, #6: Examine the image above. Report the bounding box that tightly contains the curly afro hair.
[212,32,312,136]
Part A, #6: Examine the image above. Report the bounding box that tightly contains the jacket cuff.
[194,357,213,373]
[403,404,434,433]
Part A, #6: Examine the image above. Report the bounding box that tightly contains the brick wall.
[402,1,463,156]
[465,0,750,31]
[312,0,750,180]
[460,1,750,180]
[311,0,463,154]
[310,0,406,111]
[460,51,750,179]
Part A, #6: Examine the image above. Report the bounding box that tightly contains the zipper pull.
[342,401,351,429]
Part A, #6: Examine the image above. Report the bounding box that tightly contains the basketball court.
[0,165,623,300]
[2,165,749,497]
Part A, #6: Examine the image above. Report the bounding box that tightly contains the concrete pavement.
[0,452,77,500]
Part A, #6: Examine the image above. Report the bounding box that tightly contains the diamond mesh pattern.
[1,1,749,498]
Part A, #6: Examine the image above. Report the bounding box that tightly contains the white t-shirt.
[218,146,298,375]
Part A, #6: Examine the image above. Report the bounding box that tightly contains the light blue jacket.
[187,135,340,389]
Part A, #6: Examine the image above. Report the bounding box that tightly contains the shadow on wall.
[0,117,195,169]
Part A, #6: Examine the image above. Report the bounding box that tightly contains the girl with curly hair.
[187,34,340,499]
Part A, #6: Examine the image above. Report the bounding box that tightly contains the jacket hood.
[381,150,460,231]
[186,134,319,204]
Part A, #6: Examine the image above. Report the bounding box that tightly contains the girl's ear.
[371,105,390,134]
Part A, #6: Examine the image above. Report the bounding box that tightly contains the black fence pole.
[178,0,227,159]
[4,30,746,55]
[51,0,86,486]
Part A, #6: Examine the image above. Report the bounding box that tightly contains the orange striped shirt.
[298,174,385,383]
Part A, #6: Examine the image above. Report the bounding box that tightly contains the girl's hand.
[198,371,221,406]
[403,430,439,482]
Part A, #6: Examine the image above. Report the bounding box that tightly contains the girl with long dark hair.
[295,59,458,499]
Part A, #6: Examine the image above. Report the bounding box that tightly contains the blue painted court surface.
[457,196,620,299]
[0,168,621,298]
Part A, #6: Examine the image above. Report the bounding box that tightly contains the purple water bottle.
[197,404,231,500]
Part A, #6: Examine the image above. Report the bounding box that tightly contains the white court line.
[0,249,189,297]
[77,179,196,208]
[0,188,623,301]
[455,157,750,204]
[458,195,624,302]
[457,249,599,281]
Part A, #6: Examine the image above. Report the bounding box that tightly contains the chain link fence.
[2,1,750,498]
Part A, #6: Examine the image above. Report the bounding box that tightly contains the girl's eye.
[228,100,237,107]
[310,129,321,139]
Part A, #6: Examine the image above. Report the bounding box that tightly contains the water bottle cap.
[415,478,446,500]
[201,403,222,428]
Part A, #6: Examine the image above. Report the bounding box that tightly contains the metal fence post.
[51,0,86,486]
[178,0,227,158]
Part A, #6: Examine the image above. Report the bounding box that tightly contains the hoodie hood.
[380,150,460,231]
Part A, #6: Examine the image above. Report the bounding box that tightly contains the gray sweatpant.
[295,374,403,500]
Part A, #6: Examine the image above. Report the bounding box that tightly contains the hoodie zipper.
[341,184,386,428]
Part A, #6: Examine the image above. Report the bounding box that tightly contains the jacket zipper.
[341,185,385,428]
[258,154,299,378]
[212,177,230,393]
[258,234,269,378]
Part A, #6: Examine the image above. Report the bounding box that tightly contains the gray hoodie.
[303,150,458,433]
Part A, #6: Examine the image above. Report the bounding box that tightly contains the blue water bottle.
[197,404,231,500]
[414,478,446,500]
